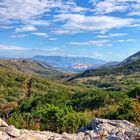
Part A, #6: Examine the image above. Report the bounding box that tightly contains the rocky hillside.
[0,59,64,79]
[101,61,120,68]
[119,51,140,66]
[0,118,139,140]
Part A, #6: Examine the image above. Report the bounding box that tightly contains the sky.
[0,0,140,61]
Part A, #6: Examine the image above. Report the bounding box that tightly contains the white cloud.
[0,0,87,21]
[92,0,127,14]
[54,14,135,34]
[0,25,14,29]
[52,28,82,35]
[70,40,111,47]
[129,3,140,16]
[98,33,128,38]
[26,20,50,26]
[0,44,60,52]
[0,0,140,36]
[48,38,58,41]
[16,25,37,32]
[116,39,135,42]
[0,0,51,20]
[32,32,48,37]
[11,34,28,38]
[90,0,140,15]
[55,0,89,13]
[12,32,48,38]
[0,44,27,51]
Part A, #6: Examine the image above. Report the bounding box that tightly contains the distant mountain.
[32,56,106,72]
[0,56,9,59]
[69,51,140,80]
[0,59,64,79]
[101,61,120,68]
[119,51,140,66]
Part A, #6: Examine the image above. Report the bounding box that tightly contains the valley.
[0,51,140,137]
[69,51,140,91]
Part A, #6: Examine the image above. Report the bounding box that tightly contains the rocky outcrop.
[0,118,139,140]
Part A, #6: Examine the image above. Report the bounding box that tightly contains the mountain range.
[0,51,140,80]
[32,55,106,72]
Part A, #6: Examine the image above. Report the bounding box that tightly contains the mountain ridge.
[0,59,64,79]
[72,51,140,78]
[119,51,140,66]
[32,55,106,72]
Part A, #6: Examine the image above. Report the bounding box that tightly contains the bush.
[32,104,86,133]
[8,99,86,133]
[128,86,140,99]
[104,98,138,121]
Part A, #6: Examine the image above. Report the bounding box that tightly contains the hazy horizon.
[0,51,138,62]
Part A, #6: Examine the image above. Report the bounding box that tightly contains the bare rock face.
[0,117,139,140]
[83,118,140,140]
[0,118,8,128]
[6,126,20,137]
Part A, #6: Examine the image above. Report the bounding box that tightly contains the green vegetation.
[74,73,140,91]
[0,60,140,133]
[79,60,140,77]
[71,60,140,91]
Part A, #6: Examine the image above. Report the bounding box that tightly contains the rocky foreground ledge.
[0,118,139,140]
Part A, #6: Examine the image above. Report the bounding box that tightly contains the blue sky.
[0,0,140,61]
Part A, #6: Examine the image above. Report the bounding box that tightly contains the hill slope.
[71,51,140,78]
[101,61,120,68]
[0,65,91,111]
[0,59,64,79]
[78,59,140,78]
[119,51,140,66]
[69,51,140,91]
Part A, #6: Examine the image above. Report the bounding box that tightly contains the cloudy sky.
[0,0,140,61]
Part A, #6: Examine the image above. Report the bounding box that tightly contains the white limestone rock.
[0,117,139,140]
[6,125,20,137]
[0,118,8,127]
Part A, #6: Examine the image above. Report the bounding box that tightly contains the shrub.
[128,86,140,100]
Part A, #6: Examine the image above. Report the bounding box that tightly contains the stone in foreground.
[0,117,139,140]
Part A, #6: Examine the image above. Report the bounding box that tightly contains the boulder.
[83,117,139,140]
[0,117,139,140]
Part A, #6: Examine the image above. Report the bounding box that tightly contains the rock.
[0,117,139,140]
[6,125,20,137]
[0,131,10,140]
[84,117,139,140]
[107,136,124,140]
[0,118,8,127]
